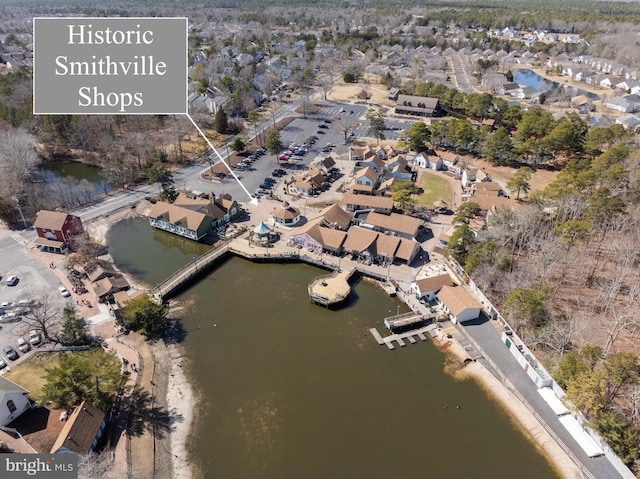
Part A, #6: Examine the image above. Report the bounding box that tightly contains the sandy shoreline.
[436,337,582,479]
[166,339,195,479]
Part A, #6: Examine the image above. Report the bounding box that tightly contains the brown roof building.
[50,401,107,454]
[341,193,393,214]
[436,285,483,323]
[33,211,84,254]
[364,212,423,240]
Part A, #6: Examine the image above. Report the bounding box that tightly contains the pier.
[369,324,437,350]
[308,268,357,307]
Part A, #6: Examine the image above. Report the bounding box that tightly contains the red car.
[316,130,325,134]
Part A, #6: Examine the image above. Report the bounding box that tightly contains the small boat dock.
[369,324,438,350]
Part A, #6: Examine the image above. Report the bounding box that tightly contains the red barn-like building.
[33,210,84,253]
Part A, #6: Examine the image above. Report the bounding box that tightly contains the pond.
[107,217,561,479]
[38,160,113,207]
[513,68,600,100]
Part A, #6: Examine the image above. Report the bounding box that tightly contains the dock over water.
[369,324,437,350]
[308,268,357,307]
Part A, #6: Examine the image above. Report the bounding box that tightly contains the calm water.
[39,160,112,206]
[513,68,600,100]
[108,217,560,479]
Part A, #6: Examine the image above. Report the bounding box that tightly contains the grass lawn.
[416,173,452,208]
[3,348,112,402]
[4,352,63,401]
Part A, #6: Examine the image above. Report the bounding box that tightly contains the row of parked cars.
[235,147,267,171]
[0,330,41,369]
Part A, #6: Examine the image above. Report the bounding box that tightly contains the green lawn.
[4,348,112,402]
[4,352,62,400]
[416,173,452,208]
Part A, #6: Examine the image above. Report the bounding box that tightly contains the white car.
[29,330,41,346]
[5,275,18,286]
[58,286,71,297]
[17,337,30,353]
[0,358,6,370]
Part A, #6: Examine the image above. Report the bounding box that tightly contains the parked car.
[323,119,332,124]
[339,107,346,113]
[58,286,71,298]
[318,124,329,129]
[259,182,273,190]
[0,301,16,309]
[17,337,30,353]
[29,330,41,346]
[5,275,18,286]
[0,358,6,370]
[3,345,18,361]
[263,178,276,185]
[316,130,325,134]
[272,169,287,177]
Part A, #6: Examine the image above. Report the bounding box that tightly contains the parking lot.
[0,235,71,368]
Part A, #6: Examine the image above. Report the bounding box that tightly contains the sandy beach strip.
[166,341,195,479]
[438,338,582,479]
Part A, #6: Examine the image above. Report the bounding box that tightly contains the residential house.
[437,151,462,174]
[376,177,396,197]
[616,80,640,92]
[341,193,394,214]
[623,94,640,112]
[33,210,84,254]
[350,166,380,195]
[514,86,539,100]
[0,377,30,427]
[359,155,385,172]
[50,401,107,454]
[436,285,482,323]
[600,76,624,89]
[461,168,478,188]
[472,182,514,214]
[349,145,376,161]
[615,113,640,130]
[414,152,444,170]
[316,156,336,175]
[411,273,455,301]
[570,95,594,112]
[271,203,302,226]
[360,211,423,240]
[291,178,315,196]
[395,94,439,117]
[607,97,634,113]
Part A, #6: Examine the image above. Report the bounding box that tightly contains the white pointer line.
[186,113,258,205]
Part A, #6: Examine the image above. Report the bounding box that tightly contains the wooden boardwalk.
[153,244,231,299]
[308,268,356,307]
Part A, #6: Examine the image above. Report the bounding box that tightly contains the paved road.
[461,316,624,479]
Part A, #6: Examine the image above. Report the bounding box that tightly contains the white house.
[436,285,483,323]
[0,377,31,427]
[607,97,635,113]
[413,152,444,170]
[411,273,454,301]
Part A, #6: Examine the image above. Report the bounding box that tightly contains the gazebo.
[251,222,277,245]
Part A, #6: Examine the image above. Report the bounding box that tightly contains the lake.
[513,68,600,100]
[107,217,560,479]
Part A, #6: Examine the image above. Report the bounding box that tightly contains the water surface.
[108,217,560,479]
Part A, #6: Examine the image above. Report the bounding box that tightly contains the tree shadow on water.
[127,386,183,440]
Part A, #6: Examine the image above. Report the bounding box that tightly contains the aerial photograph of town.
[2,0,640,477]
